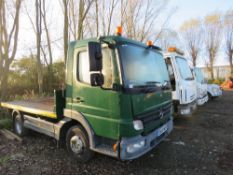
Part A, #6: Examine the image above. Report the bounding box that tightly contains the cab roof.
[69,35,162,51]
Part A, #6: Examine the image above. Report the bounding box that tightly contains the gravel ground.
[0,91,233,175]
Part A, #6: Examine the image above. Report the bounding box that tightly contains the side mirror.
[88,42,102,71]
[90,73,104,86]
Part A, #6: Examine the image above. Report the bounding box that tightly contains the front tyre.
[66,125,93,163]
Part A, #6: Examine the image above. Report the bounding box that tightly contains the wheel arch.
[59,109,95,149]
[12,109,20,118]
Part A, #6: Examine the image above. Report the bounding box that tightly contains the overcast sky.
[16,0,233,66]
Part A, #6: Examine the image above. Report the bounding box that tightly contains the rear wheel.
[66,125,93,163]
[13,112,28,136]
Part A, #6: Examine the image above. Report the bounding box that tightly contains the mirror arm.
[98,36,116,49]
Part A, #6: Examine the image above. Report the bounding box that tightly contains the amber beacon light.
[168,47,177,52]
[168,47,184,55]
[147,40,153,46]
[116,26,122,36]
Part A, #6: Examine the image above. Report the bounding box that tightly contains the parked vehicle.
[164,47,197,117]
[0,28,173,162]
[208,84,222,99]
[193,68,208,105]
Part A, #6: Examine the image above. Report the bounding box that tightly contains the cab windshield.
[119,44,170,88]
[175,56,194,80]
[194,68,205,83]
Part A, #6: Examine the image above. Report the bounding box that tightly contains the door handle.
[74,97,84,103]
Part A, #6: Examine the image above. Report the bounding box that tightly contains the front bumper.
[120,118,173,160]
[177,101,197,117]
[197,95,208,106]
[211,90,222,97]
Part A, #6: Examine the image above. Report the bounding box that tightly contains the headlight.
[133,120,144,130]
[126,140,145,153]
[212,87,218,93]
[181,108,190,115]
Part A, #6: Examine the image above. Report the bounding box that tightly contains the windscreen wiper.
[145,81,161,86]
[134,84,161,93]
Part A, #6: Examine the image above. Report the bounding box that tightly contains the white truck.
[164,48,197,117]
[193,68,208,105]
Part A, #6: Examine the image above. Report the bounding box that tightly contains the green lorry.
[0,34,173,162]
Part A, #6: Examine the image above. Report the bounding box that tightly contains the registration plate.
[157,124,168,137]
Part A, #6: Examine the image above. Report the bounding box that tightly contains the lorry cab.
[193,67,208,105]
[65,36,173,160]
[1,30,173,162]
[164,47,197,117]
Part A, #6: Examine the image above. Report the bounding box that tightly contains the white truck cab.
[164,48,197,117]
[193,68,208,105]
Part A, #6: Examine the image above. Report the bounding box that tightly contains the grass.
[0,109,10,118]
[0,155,10,165]
[0,109,12,129]
[0,118,12,130]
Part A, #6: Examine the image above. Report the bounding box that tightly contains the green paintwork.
[65,36,172,140]
[131,91,172,133]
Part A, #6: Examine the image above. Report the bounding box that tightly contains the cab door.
[71,46,120,137]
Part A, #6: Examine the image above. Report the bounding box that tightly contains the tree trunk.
[0,60,10,100]
[77,0,84,40]
[63,0,68,63]
[230,54,233,74]
[77,0,93,39]
[0,0,22,100]
[95,0,99,36]
[192,55,197,67]
[42,0,53,92]
[35,0,43,95]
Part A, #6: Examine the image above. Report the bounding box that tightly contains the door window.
[78,51,90,84]
[77,48,113,88]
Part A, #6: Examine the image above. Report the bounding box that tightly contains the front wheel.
[66,125,94,163]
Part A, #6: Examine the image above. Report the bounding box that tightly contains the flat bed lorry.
[1,29,173,162]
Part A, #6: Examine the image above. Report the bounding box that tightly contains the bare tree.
[77,0,94,39]
[224,10,233,74]
[96,0,119,36]
[25,0,54,94]
[0,0,22,100]
[121,0,170,42]
[41,0,53,91]
[41,0,53,66]
[180,18,202,66]
[63,0,69,63]
[68,0,77,40]
[62,0,94,45]
[95,0,99,36]
[156,29,179,51]
[35,0,43,95]
[204,13,222,79]
[106,0,118,35]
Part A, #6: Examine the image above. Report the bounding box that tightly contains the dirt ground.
[0,91,233,175]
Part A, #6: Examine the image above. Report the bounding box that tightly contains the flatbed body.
[1,98,57,118]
